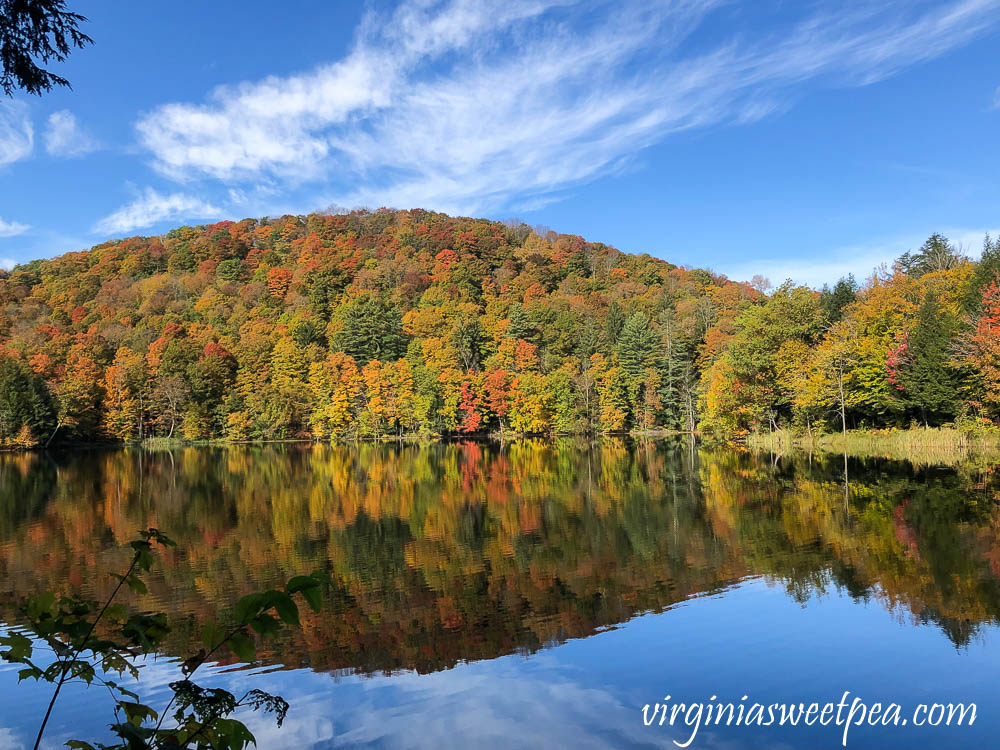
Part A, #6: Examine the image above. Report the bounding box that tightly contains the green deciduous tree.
[717,282,823,432]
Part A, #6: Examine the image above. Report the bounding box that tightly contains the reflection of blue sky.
[3,579,999,749]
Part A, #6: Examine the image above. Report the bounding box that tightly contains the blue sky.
[0,0,998,286]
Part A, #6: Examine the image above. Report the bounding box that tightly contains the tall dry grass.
[747,427,1000,467]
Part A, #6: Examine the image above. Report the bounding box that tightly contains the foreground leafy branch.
[0,528,328,749]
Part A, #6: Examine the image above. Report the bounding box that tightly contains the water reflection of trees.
[1,441,999,675]
[705,450,1000,643]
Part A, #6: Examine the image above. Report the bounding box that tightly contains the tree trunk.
[45,419,63,449]
[838,361,847,440]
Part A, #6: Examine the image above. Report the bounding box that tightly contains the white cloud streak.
[0,218,30,237]
[719,227,1000,288]
[0,100,33,166]
[134,0,1000,216]
[94,188,224,235]
[44,110,99,157]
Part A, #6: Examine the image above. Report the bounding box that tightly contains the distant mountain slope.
[0,208,751,443]
[1,209,991,446]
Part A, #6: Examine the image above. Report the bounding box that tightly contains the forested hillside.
[0,209,996,446]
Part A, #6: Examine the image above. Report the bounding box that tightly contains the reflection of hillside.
[1,442,999,675]
[700,450,1000,643]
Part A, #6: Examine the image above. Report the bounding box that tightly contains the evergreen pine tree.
[0,357,57,443]
[656,310,689,429]
[899,233,965,277]
[901,291,960,424]
[963,234,1000,313]
[604,301,625,347]
[574,318,600,361]
[506,303,537,342]
[617,313,658,378]
[333,296,408,364]
[819,275,857,324]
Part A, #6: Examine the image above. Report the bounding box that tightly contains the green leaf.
[285,575,319,594]
[17,666,42,682]
[26,590,56,618]
[106,680,139,701]
[66,741,97,749]
[214,718,256,750]
[0,631,33,660]
[72,662,96,684]
[121,612,170,652]
[133,544,155,572]
[201,619,225,650]
[124,574,148,595]
[234,593,265,625]
[104,603,128,622]
[300,584,322,613]
[119,700,158,727]
[228,632,256,663]
[111,720,153,746]
[144,528,176,547]
[249,613,279,636]
[271,592,300,626]
[287,574,324,611]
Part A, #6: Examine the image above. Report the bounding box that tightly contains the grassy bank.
[747,427,1000,465]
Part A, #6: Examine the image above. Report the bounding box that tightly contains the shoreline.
[746,426,1000,465]
[7,429,699,453]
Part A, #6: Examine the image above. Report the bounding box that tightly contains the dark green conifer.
[333,296,408,363]
[617,312,658,378]
[0,357,56,442]
[604,300,626,347]
[901,291,960,424]
[656,310,690,430]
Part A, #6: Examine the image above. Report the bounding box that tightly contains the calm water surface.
[1,440,999,749]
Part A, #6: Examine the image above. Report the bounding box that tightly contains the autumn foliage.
[0,212,997,443]
[0,209,750,444]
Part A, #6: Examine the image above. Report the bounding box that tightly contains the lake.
[1,440,998,749]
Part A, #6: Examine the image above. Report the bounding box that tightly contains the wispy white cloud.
[134,0,1000,216]
[44,110,99,157]
[137,0,576,185]
[719,227,1000,288]
[0,100,33,166]
[94,188,224,235]
[0,218,30,237]
[0,726,25,750]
